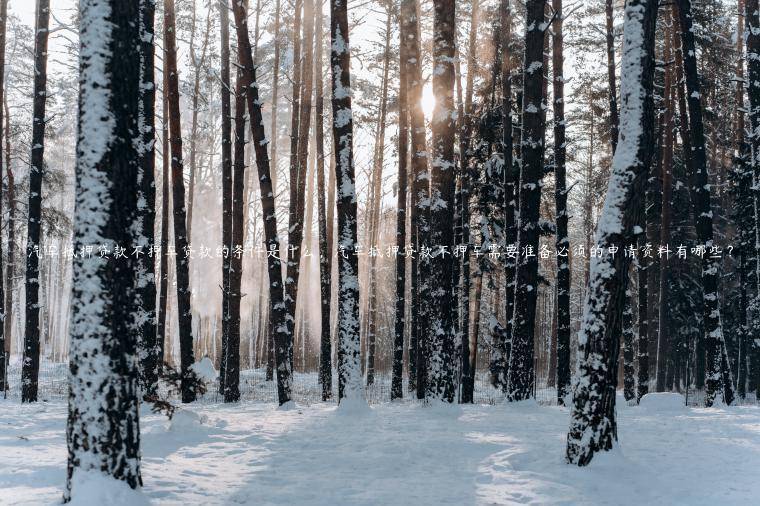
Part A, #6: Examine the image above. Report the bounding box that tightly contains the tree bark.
[623,285,636,401]
[605,0,619,154]
[676,0,735,407]
[232,0,293,404]
[225,60,246,403]
[567,0,657,466]
[66,0,142,497]
[330,0,363,404]
[157,54,170,370]
[136,0,159,399]
[746,0,760,398]
[0,0,7,392]
[424,0,457,402]
[497,0,515,395]
[656,6,675,393]
[220,0,234,399]
[366,6,392,387]
[314,4,332,401]
[552,0,571,405]
[507,0,546,402]
[392,0,409,401]
[165,0,197,403]
[21,0,50,403]
[286,0,303,355]
[400,0,428,397]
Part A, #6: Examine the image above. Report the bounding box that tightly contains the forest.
[2,0,760,504]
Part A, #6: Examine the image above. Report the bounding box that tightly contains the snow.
[4,398,760,505]
[190,357,218,383]
[639,392,685,412]
[67,471,150,506]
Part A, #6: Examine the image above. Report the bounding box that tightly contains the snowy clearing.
[2,398,759,505]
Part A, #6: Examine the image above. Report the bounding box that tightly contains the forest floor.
[2,393,760,505]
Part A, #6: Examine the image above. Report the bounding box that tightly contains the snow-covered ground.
[2,394,760,505]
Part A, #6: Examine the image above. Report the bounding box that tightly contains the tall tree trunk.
[746,0,760,399]
[330,0,363,404]
[567,0,657,466]
[220,0,234,398]
[605,0,619,153]
[0,0,7,392]
[623,285,636,401]
[157,55,170,369]
[21,0,50,403]
[232,0,293,404]
[225,62,246,403]
[286,0,315,371]
[454,0,478,401]
[392,0,409,401]
[66,0,142,497]
[285,0,303,355]
[426,0,457,402]
[656,6,675,393]
[3,99,12,377]
[366,6,392,387]
[499,0,515,394]
[136,0,159,399]
[507,0,546,402]
[314,3,332,401]
[677,0,735,407]
[552,0,571,405]
[165,0,197,403]
[270,0,282,190]
[400,0,428,398]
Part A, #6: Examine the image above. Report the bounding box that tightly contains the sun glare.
[421,83,436,120]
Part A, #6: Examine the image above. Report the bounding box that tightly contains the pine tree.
[220,0,233,397]
[366,4,392,387]
[746,0,760,398]
[66,0,143,497]
[232,0,293,405]
[314,3,332,401]
[605,0,619,154]
[330,0,363,404]
[285,0,312,370]
[426,0,457,402]
[552,0,571,405]
[165,0,197,403]
[21,0,50,403]
[2,99,13,389]
[495,0,516,395]
[507,0,547,402]
[136,0,159,400]
[0,0,7,393]
[400,0,428,396]
[157,55,170,371]
[392,0,409,401]
[676,0,735,407]
[224,54,246,403]
[567,0,658,466]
